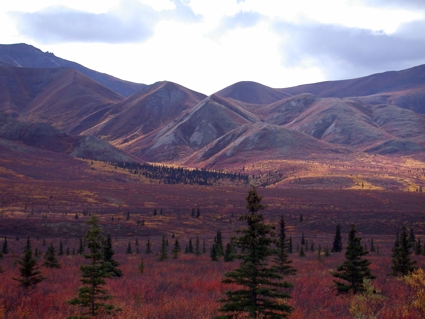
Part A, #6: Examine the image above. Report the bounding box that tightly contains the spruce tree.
[188,238,194,254]
[415,238,422,255]
[216,186,293,318]
[215,231,224,257]
[2,237,8,254]
[288,236,293,254]
[59,239,64,256]
[370,238,375,253]
[195,235,201,256]
[299,246,305,257]
[78,238,84,255]
[331,224,375,294]
[210,244,218,261]
[43,242,61,269]
[103,234,123,277]
[390,226,417,276]
[145,239,152,254]
[126,242,133,254]
[158,234,168,261]
[13,247,46,289]
[172,239,181,259]
[331,224,343,252]
[301,232,305,245]
[274,215,296,276]
[67,215,119,317]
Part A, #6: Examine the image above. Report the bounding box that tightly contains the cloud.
[362,0,425,10]
[207,11,263,40]
[10,0,201,44]
[274,20,425,80]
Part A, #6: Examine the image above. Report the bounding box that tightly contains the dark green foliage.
[301,232,305,245]
[135,238,139,246]
[390,226,417,276]
[13,248,46,289]
[415,238,422,255]
[153,208,157,216]
[25,236,31,250]
[2,237,8,254]
[188,238,194,254]
[158,234,168,261]
[331,224,375,294]
[139,257,144,274]
[172,239,181,259]
[409,227,415,243]
[324,246,330,257]
[196,208,201,218]
[210,244,218,261]
[299,246,305,257]
[59,240,64,256]
[274,215,296,276]
[103,234,122,277]
[216,187,293,319]
[67,215,120,318]
[145,239,152,254]
[332,224,343,253]
[43,242,61,269]
[310,241,315,252]
[126,242,133,254]
[223,240,237,262]
[288,236,293,254]
[113,161,249,186]
[195,235,201,256]
[66,247,70,256]
[370,238,375,253]
[78,238,84,255]
[215,231,224,257]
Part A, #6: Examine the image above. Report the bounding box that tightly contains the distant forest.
[113,162,250,186]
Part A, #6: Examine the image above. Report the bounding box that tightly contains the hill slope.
[0,43,145,97]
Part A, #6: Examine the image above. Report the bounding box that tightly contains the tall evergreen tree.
[274,215,296,276]
[188,238,194,254]
[215,231,224,257]
[370,238,375,253]
[332,224,343,253]
[145,239,152,254]
[2,237,8,254]
[216,186,293,318]
[415,238,422,256]
[13,247,46,289]
[67,215,119,317]
[126,242,133,254]
[195,235,201,256]
[331,224,375,294]
[103,234,123,277]
[158,234,168,261]
[59,239,64,256]
[78,238,84,255]
[390,226,417,276]
[43,242,61,269]
[25,236,31,250]
[172,239,181,259]
[138,257,144,274]
[210,244,218,261]
[301,232,305,245]
[288,236,293,254]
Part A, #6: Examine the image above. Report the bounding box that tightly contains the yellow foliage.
[349,279,385,319]
[403,268,425,314]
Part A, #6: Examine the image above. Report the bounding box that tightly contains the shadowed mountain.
[125,94,258,162]
[0,112,134,162]
[81,81,207,144]
[0,66,124,133]
[0,43,145,97]
[216,81,291,104]
[184,122,349,168]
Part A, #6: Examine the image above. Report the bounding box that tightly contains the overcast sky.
[2,0,425,95]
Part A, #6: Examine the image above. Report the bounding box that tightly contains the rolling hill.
[0,43,424,176]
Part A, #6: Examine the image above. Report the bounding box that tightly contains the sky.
[1,0,425,95]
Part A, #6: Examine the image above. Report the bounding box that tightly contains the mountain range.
[0,43,424,169]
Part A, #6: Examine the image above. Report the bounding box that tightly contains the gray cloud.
[10,0,201,44]
[275,20,425,80]
[362,0,425,10]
